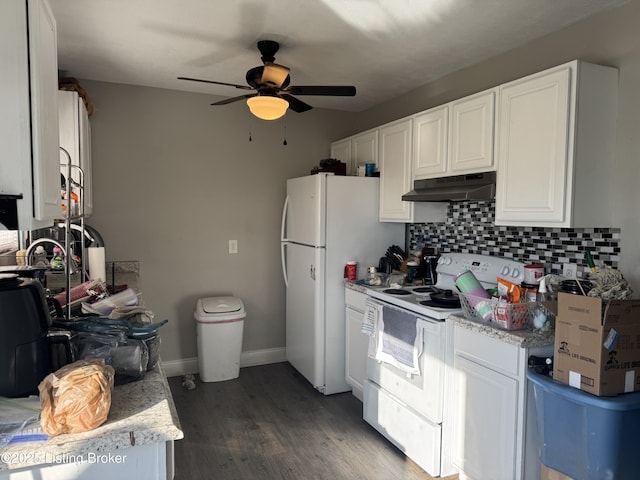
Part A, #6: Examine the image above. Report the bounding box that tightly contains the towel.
[361,300,381,336]
[361,301,423,376]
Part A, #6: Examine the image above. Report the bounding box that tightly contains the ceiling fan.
[178,40,356,120]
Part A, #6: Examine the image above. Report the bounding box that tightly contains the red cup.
[344,261,357,281]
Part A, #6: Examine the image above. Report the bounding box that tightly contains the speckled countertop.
[447,314,554,348]
[0,268,183,471]
[1,363,183,470]
[345,280,555,349]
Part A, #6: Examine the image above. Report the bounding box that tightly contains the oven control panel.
[437,253,525,288]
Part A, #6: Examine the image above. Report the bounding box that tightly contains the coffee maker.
[418,247,439,285]
[0,274,72,397]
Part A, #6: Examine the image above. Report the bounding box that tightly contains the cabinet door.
[28,0,60,223]
[330,138,352,175]
[450,90,496,174]
[450,354,519,480]
[413,106,448,178]
[495,67,571,225]
[352,130,378,173]
[59,91,93,217]
[345,306,368,401]
[78,96,93,216]
[379,119,413,222]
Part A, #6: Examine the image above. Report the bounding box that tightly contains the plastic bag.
[38,359,114,437]
[0,396,45,447]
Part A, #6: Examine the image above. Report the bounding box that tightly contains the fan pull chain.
[283,120,287,146]
[248,118,253,142]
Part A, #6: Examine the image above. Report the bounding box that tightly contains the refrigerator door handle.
[280,194,290,242]
[281,242,289,288]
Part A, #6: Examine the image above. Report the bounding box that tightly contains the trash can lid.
[200,296,244,315]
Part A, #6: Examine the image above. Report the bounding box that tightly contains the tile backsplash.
[408,200,620,278]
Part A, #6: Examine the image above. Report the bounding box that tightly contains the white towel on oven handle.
[362,300,423,376]
[375,317,423,376]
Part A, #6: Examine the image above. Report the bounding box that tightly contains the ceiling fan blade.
[280,94,313,113]
[261,63,290,88]
[178,76,253,90]
[284,85,356,96]
[211,93,256,106]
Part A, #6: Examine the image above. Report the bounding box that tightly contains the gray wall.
[350,0,640,294]
[83,81,355,364]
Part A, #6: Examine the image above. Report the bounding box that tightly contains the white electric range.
[361,253,526,477]
[364,252,526,319]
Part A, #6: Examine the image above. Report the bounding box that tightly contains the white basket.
[459,293,535,330]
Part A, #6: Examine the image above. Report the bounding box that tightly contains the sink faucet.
[25,238,77,274]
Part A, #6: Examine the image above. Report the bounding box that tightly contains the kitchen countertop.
[345,280,555,349]
[0,362,183,471]
[0,265,183,471]
[446,314,555,349]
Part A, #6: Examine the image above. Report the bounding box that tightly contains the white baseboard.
[162,347,286,378]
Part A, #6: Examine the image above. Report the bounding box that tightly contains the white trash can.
[194,296,246,382]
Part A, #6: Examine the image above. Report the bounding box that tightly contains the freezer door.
[284,174,325,247]
[285,243,325,391]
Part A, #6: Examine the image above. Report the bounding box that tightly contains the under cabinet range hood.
[402,171,496,202]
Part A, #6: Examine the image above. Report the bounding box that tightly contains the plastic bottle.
[50,247,65,270]
[33,246,49,267]
[532,277,550,331]
[536,277,548,302]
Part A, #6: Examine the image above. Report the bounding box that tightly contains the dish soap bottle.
[50,247,65,271]
[532,277,551,332]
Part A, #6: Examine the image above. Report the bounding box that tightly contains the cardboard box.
[540,464,574,480]
[553,293,640,396]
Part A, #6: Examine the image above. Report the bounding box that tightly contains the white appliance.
[281,173,403,394]
[362,253,526,477]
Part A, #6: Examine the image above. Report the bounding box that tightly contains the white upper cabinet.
[379,119,414,222]
[1,0,60,230]
[413,106,448,178]
[330,129,378,176]
[330,138,352,174]
[413,89,496,179]
[59,90,93,217]
[352,130,378,174]
[495,61,618,227]
[449,89,496,174]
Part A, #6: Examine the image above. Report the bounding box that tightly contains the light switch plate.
[229,240,238,254]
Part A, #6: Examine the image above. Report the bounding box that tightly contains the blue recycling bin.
[528,369,640,480]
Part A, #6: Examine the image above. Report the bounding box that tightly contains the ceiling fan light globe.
[246,96,289,120]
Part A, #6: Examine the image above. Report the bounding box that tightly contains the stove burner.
[419,300,461,309]
[420,290,461,309]
[412,286,438,294]
[382,288,411,296]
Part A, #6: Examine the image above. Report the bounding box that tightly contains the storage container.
[458,292,537,330]
[528,369,640,479]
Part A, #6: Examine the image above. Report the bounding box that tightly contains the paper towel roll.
[88,247,106,282]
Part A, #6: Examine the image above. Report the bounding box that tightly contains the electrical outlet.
[562,263,577,279]
[228,240,238,254]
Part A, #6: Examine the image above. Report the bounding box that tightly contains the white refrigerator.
[280,173,403,394]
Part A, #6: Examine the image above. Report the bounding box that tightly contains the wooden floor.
[168,362,457,480]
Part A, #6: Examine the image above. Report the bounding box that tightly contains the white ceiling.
[49,0,629,113]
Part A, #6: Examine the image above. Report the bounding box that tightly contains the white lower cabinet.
[443,321,553,480]
[344,288,368,400]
